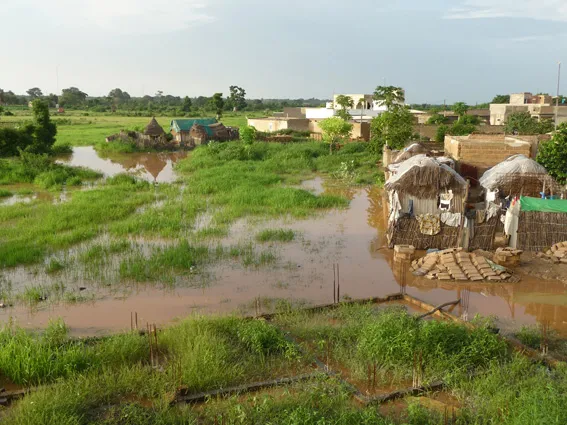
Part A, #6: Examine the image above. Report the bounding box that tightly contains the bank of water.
[56,146,186,183]
[1,174,566,336]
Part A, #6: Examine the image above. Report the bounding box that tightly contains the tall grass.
[256,228,296,242]
[0,320,149,386]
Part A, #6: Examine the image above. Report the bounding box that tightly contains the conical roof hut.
[386,155,467,199]
[479,154,559,197]
[392,143,431,164]
[144,117,166,137]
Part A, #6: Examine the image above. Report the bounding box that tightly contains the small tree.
[427,113,447,125]
[452,102,469,117]
[492,94,510,104]
[210,93,225,120]
[229,86,247,111]
[319,117,353,154]
[370,106,414,152]
[27,87,43,99]
[240,125,257,145]
[537,123,567,184]
[182,96,192,113]
[435,124,449,143]
[335,95,354,110]
[373,86,405,110]
[505,112,553,135]
[29,99,57,154]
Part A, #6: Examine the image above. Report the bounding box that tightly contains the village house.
[489,92,567,125]
[170,119,238,146]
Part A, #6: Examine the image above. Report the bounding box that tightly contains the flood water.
[57,146,186,183]
[1,176,567,336]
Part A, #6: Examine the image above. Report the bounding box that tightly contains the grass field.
[1,110,259,147]
[2,303,566,424]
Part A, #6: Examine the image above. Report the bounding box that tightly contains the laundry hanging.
[416,214,441,235]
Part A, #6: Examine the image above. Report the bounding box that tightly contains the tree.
[427,113,447,125]
[335,95,354,110]
[435,124,449,143]
[373,86,405,110]
[504,112,553,135]
[449,122,477,136]
[240,125,257,145]
[492,94,510,104]
[210,93,225,119]
[318,117,353,154]
[28,99,57,154]
[108,88,130,105]
[27,87,43,99]
[182,96,192,113]
[452,102,469,117]
[336,109,352,122]
[370,106,414,152]
[59,87,88,107]
[459,114,480,125]
[229,86,247,111]
[537,123,567,184]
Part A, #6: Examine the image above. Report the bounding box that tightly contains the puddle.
[1,180,567,337]
[56,146,187,183]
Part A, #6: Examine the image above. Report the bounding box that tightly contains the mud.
[1,177,566,337]
[56,146,186,183]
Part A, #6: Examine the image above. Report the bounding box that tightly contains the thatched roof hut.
[189,124,209,145]
[391,143,431,164]
[479,154,559,197]
[208,122,230,141]
[386,155,467,199]
[144,117,166,137]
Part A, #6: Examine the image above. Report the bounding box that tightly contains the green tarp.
[520,196,567,213]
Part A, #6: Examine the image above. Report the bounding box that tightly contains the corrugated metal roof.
[170,118,218,134]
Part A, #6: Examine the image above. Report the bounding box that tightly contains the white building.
[304,93,388,120]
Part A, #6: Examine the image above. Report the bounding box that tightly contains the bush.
[435,124,449,143]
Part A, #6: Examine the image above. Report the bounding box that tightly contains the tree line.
[0,86,328,116]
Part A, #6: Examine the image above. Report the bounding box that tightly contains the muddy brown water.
[57,146,186,183]
[1,175,567,337]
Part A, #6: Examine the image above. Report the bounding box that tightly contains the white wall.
[305,108,335,119]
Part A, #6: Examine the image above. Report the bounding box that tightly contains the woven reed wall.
[388,217,460,250]
[517,211,567,252]
[469,216,499,251]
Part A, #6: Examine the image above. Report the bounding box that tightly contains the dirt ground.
[514,252,567,283]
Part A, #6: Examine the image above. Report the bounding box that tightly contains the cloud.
[445,0,567,22]
[19,0,215,34]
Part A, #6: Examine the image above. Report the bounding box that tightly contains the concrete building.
[490,92,567,125]
[246,117,310,133]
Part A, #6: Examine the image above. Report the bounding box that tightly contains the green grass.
[256,228,296,242]
[0,188,12,197]
[2,305,567,424]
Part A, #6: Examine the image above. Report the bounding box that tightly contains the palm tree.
[373,86,405,111]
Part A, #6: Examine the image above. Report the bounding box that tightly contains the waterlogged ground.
[1,145,566,337]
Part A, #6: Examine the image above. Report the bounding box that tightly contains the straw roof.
[144,117,166,137]
[385,154,467,199]
[479,154,558,194]
[392,143,431,164]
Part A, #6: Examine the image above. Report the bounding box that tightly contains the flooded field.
[57,146,186,183]
[1,174,566,336]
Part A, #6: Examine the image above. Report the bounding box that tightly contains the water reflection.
[57,147,187,183]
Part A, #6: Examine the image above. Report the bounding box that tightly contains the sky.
[2,0,567,103]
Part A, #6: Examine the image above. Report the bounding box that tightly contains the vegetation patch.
[256,228,296,242]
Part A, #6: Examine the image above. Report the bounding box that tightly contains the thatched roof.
[479,154,558,194]
[144,117,165,137]
[392,143,431,164]
[385,154,467,199]
[190,123,209,139]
